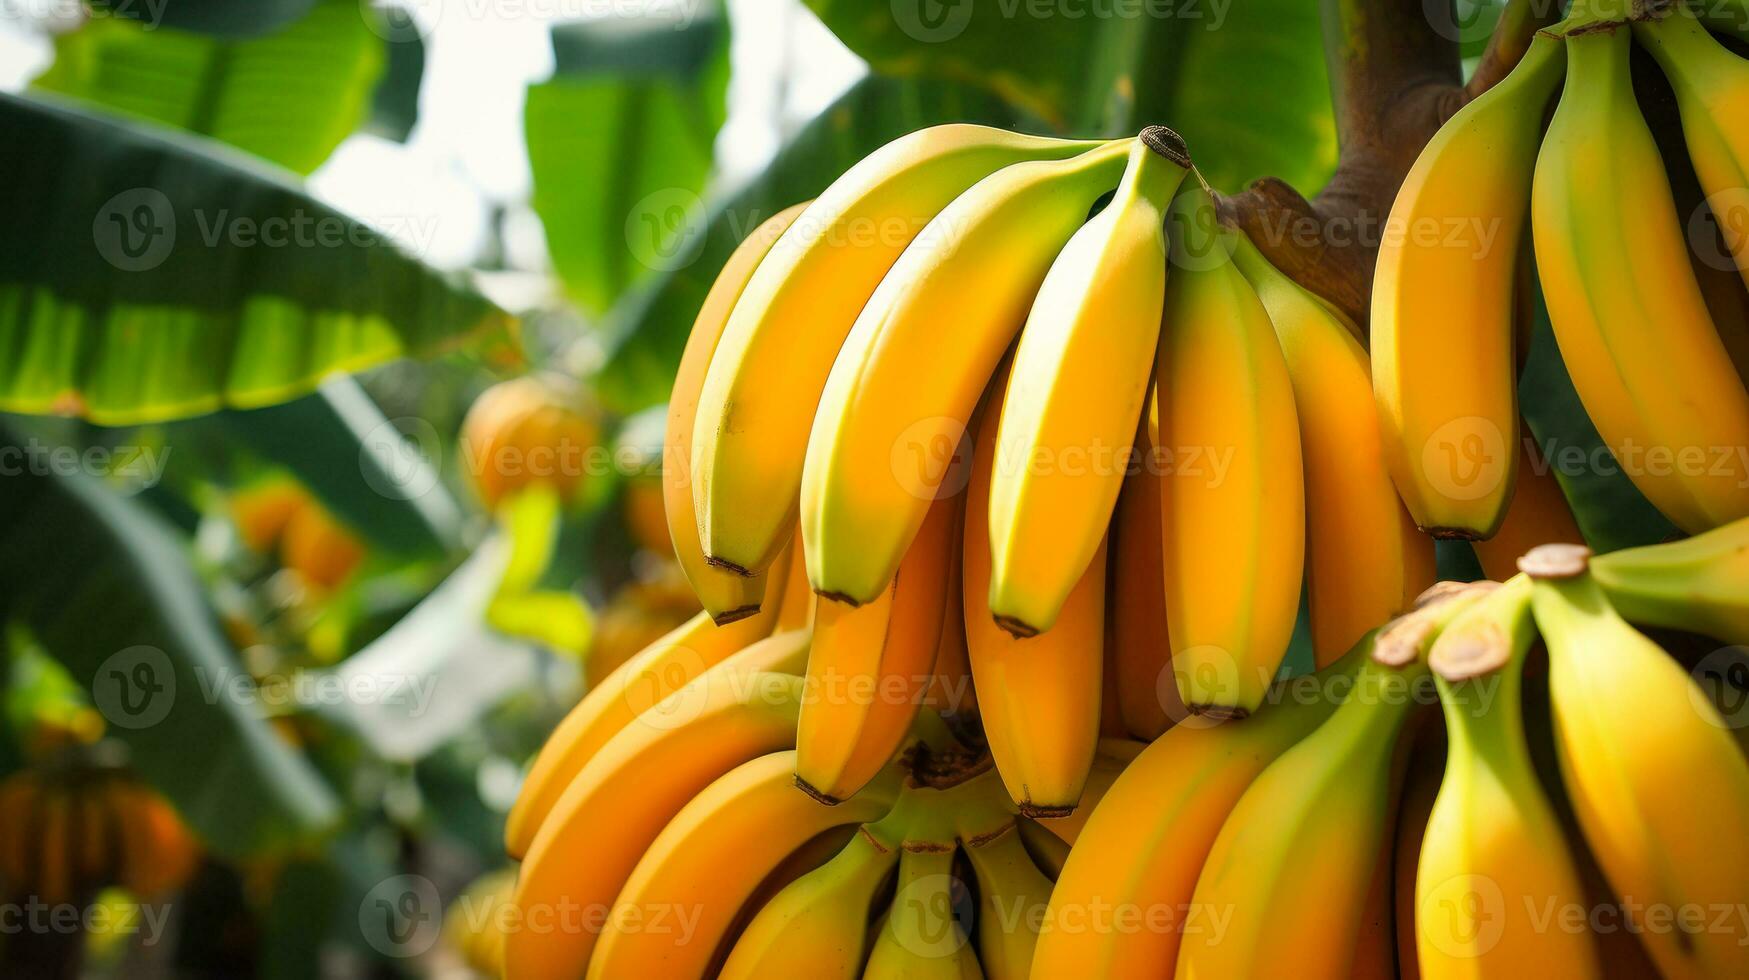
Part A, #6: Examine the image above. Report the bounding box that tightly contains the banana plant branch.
[1216,0,1560,334]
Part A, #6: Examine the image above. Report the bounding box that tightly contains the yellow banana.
[504,541,795,857]
[1107,404,1181,740]
[1232,231,1436,666]
[802,138,1134,605]
[1637,7,1749,292]
[693,126,1102,578]
[986,130,1190,634]
[864,846,984,980]
[1030,737,1145,846]
[1527,551,1749,978]
[664,202,808,623]
[1469,435,1585,582]
[796,491,959,804]
[1372,34,1565,538]
[964,820,1054,980]
[1157,184,1304,717]
[505,655,807,980]
[1589,514,1749,645]
[925,519,977,722]
[587,750,899,979]
[964,366,1105,816]
[1031,640,1368,978]
[1532,19,1749,532]
[1176,656,1432,979]
[1416,575,1602,978]
[717,814,903,980]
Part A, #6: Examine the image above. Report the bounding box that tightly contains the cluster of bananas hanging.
[1376,0,1749,539]
[0,766,199,906]
[1042,520,1749,978]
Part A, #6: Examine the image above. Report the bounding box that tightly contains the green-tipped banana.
[1417,575,1602,977]
[1527,549,1749,979]
[1176,654,1434,979]
[987,128,1190,635]
[962,821,1053,980]
[802,139,1133,606]
[1589,515,1749,645]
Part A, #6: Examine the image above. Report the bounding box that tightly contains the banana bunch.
[1375,0,1749,540]
[0,766,199,905]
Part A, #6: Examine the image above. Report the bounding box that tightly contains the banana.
[1637,7,1749,293]
[1470,434,1585,582]
[1416,575,1602,978]
[964,365,1106,816]
[1031,639,1367,978]
[504,541,796,857]
[1157,184,1304,717]
[964,821,1053,980]
[1394,727,1446,980]
[504,654,807,980]
[1526,549,1749,978]
[587,750,900,979]
[1176,655,1433,979]
[1532,18,1749,532]
[925,528,977,721]
[864,846,983,980]
[802,137,1134,605]
[1589,514,1749,645]
[1372,34,1565,538]
[693,126,1102,579]
[985,129,1190,634]
[717,815,903,980]
[665,202,809,623]
[1030,737,1145,846]
[1698,0,1749,41]
[1017,818,1072,879]
[1232,231,1436,666]
[795,490,959,804]
[1107,403,1181,740]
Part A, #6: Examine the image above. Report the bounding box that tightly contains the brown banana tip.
[1421,525,1483,542]
[963,822,1017,849]
[1018,802,1075,820]
[1139,125,1191,167]
[792,776,842,806]
[902,840,957,854]
[1428,624,1509,682]
[1518,543,1592,580]
[1373,618,1433,667]
[815,589,862,609]
[992,614,1040,639]
[1186,703,1250,722]
[709,604,761,626]
[703,555,755,577]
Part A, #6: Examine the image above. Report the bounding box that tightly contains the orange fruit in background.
[622,475,674,558]
[583,562,702,687]
[0,769,200,904]
[460,376,599,510]
[280,502,365,593]
[231,477,309,552]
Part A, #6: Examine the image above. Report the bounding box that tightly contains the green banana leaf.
[594,74,1024,412]
[526,9,731,316]
[0,92,512,426]
[0,426,341,857]
[805,0,1335,192]
[36,0,385,175]
[89,0,319,38]
[206,377,464,558]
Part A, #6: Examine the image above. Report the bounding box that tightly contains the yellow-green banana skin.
[1371,34,1565,539]
[803,140,1132,606]
[1531,25,1749,533]
[718,825,898,980]
[1176,657,1425,980]
[987,133,1188,634]
[1531,571,1749,979]
[1590,515,1749,646]
[693,125,1099,577]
